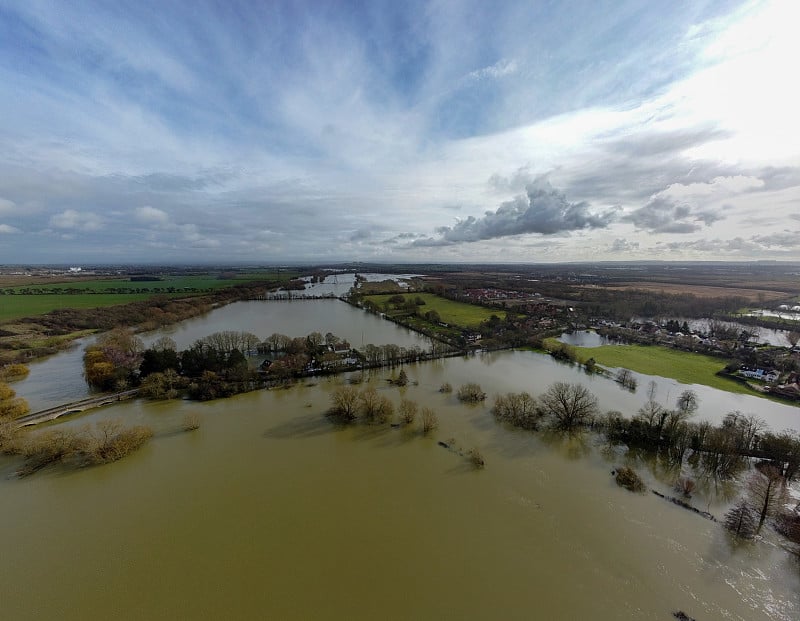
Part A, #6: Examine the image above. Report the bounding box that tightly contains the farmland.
[363,292,508,328]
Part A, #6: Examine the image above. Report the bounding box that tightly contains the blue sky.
[0,0,798,263]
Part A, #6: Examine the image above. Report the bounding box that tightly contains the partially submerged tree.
[457,383,486,403]
[492,392,539,429]
[421,408,438,434]
[747,463,788,533]
[398,398,418,425]
[539,382,598,430]
[329,385,359,422]
[724,500,758,539]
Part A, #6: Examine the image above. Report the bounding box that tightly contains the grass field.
[0,294,158,322]
[2,272,298,294]
[569,342,753,395]
[364,292,507,328]
[0,271,302,322]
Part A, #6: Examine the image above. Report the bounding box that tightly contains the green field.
[0,271,302,322]
[571,343,752,395]
[0,294,159,322]
[364,292,507,328]
[3,272,298,295]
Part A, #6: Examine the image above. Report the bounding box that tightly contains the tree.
[747,464,788,532]
[399,399,417,425]
[420,408,438,434]
[0,381,29,420]
[395,369,408,386]
[330,386,359,421]
[724,500,758,539]
[538,382,598,430]
[457,383,486,403]
[492,392,539,429]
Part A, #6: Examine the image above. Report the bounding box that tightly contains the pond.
[1,356,798,620]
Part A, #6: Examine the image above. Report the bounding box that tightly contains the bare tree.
[747,464,788,532]
[492,392,539,429]
[421,408,438,434]
[724,500,758,539]
[399,398,418,425]
[539,382,599,430]
[330,386,359,421]
[457,383,486,403]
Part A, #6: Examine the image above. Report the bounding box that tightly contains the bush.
[399,399,418,425]
[0,363,30,381]
[614,466,646,493]
[457,383,486,403]
[492,392,539,429]
[439,382,452,393]
[183,412,201,431]
[421,408,438,434]
[468,447,485,468]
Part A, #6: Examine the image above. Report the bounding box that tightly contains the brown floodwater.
[4,299,799,619]
[2,359,798,620]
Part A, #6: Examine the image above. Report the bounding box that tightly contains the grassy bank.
[364,292,506,328]
[547,339,753,395]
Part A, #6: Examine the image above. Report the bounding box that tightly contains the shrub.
[468,447,485,468]
[439,382,453,393]
[395,369,408,387]
[0,363,30,381]
[457,383,486,403]
[492,392,539,429]
[421,408,438,434]
[183,412,201,431]
[614,466,646,493]
[399,399,418,425]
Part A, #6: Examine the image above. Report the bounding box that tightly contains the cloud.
[49,210,105,232]
[601,126,731,158]
[750,230,800,249]
[0,198,16,214]
[417,178,615,245]
[609,238,639,253]
[0,224,21,234]
[134,206,170,225]
[467,58,518,81]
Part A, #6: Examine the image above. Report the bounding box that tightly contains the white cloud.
[49,209,105,231]
[0,223,20,234]
[0,198,16,214]
[134,206,169,225]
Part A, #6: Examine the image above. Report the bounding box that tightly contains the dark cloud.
[414,177,615,246]
[623,196,725,234]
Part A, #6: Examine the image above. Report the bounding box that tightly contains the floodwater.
[13,299,431,412]
[3,300,800,620]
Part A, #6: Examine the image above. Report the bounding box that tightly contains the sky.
[0,0,798,264]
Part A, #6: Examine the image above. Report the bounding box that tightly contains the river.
[2,300,799,620]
